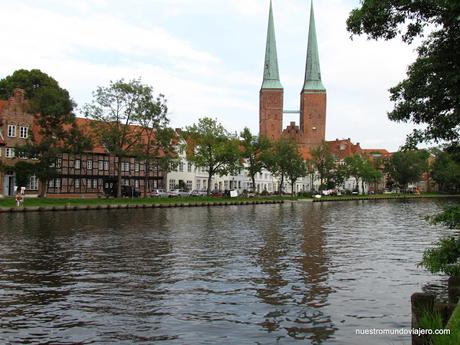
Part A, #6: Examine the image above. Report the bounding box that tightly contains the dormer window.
[8,125,16,137]
[339,144,346,151]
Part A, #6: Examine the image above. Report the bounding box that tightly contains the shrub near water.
[421,237,460,276]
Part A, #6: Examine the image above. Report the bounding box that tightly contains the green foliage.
[0,69,91,196]
[286,152,307,196]
[184,117,241,194]
[240,127,270,192]
[347,0,460,144]
[262,137,305,195]
[131,89,175,196]
[421,237,460,276]
[309,141,335,187]
[431,147,460,193]
[430,205,460,230]
[419,307,460,345]
[84,78,163,197]
[13,161,38,188]
[384,149,429,188]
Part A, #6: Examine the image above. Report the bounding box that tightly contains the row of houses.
[0,88,407,198]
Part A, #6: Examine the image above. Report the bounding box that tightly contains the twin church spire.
[261,0,325,91]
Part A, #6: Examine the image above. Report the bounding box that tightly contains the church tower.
[300,0,326,147]
[259,0,283,141]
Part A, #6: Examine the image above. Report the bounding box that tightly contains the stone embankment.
[0,200,284,213]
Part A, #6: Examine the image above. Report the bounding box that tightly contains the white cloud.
[0,0,424,151]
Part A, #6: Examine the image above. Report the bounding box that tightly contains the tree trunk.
[361,179,365,195]
[207,171,213,196]
[279,173,284,195]
[291,180,295,196]
[39,178,48,198]
[117,157,122,198]
[144,161,149,198]
[251,175,256,193]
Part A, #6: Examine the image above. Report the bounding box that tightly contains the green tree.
[132,91,176,196]
[0,69,91,197]
[431,146,460,193]
[240,127,270,193]
[263,138,303,195]
[384,150,429,190]
[286,155,307,197]
[360,157,384,194]
[347,0,460,144]
[310,142,335,190]
[184,117,241,195]
[330,164,349,191]
[344,154,365,192]
[84,78,154,197]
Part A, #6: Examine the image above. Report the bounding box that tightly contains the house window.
[5,148,14,158]
[169,179,176,191]
[75,179,80,189]
[121,162,130,172]
[27,175,39,190]
[56,158,62,168]
[179,162,184,172]
[87,160,93,169]
[86,179,92,189]
[92,179,97,189]
[187,163,192,172]
[196,180,201,190]
[19,126,28,139]
[99,160,104,171]
[103,161,109,171]
[135,163,140,172]
[186,180,193,190]
[52,179,61,188]
[7,125,16,137]
[75,159,81,169]
[135,180,140,188]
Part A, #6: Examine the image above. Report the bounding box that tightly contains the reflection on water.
[0,200,454,344]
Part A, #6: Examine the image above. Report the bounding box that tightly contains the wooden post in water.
[411,292,435,345]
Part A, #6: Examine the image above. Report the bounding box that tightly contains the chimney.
[13,88,25,104]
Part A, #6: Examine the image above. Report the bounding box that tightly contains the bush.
[421,237,460,276]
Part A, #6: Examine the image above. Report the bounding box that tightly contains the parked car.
[168,189,191,197]
[210,190,224,198]
[190,190,208,197]
[151,189,168,197]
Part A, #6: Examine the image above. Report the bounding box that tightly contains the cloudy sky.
[1,0,422,151]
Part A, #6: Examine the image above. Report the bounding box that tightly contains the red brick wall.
[300,90,326,146]
[259,89,283,141]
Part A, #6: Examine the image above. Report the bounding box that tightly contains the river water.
[0,200,455,344]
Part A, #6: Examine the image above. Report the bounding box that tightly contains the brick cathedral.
[259,0,326,159]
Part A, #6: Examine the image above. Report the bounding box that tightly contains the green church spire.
[261,0,283,89]
[303,0,325,91]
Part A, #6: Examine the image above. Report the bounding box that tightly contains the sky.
[0,0,422,151]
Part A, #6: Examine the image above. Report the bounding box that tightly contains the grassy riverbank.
[0,195,290,209]
[312,193,460,202]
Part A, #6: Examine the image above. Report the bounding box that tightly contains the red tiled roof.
[0,100,7,113]
[327,138,362,160]
[361,149,391,158]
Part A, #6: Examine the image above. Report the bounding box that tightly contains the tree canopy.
[240,127,270,192]
[0,69,90,196]
[384,149,429,189]
[184,117,241,195]
[84,78,166,197]
[347,0,460,144]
